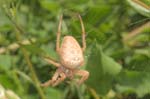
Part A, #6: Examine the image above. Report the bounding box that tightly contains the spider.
[41,14,89,87]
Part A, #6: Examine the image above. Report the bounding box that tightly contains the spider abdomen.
[60,36,84,69]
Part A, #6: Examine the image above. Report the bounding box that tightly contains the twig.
[0,38,36,54]
[123,21,150,41]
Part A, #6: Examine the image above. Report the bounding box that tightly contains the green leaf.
[41,44,59,60]
[40,0,60,12]
[86,43,122,95]
[126,54,150,72]
[0,75,13,89]
[127,0,150,17]
[101,52,122,75]
[14,70,33,84]
[22,44,44,55]
[116,70,150,98]
[84,5,111,25]
[45,88,62,99]
[0,54,11,70]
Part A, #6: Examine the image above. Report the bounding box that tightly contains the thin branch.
[123,21,150,41]
[0,38,36,54]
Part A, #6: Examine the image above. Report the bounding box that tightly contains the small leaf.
[14,70,33,84]
[45,88,62,99]
[22,44,44,55]
[0,54,12,70]
[40,0,60,12]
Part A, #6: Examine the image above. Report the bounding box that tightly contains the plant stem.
[21,46,46,99]
[15,22,46,99]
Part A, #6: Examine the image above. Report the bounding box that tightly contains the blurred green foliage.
[0,0,150,99]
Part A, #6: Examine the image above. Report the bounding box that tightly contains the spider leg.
[78,14,86,52]
[41,68,61,87]
[75,69,89,85]
[52,72,66,87]
[43,56,61,67]
[56,15,63,53]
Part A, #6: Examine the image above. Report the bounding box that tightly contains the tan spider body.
[60,36,84,69]
[41,15,89,87]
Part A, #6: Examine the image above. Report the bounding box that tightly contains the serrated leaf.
[86,43,122,95]
[101,52,122,75]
